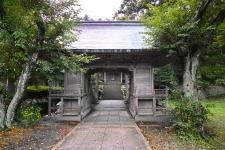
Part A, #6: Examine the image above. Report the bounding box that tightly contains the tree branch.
[190,0,213,22]
[212,9,225,26]
[0,0,5,18]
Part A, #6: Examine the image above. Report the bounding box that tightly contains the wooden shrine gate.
[48,64,169,121]
[48,21,171,122]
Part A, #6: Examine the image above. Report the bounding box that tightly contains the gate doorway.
[102,71,122,100]
[89,69,131,105]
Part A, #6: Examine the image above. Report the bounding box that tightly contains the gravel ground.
[0,117,77,150]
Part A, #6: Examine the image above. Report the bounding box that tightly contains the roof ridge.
[78,21,141,23]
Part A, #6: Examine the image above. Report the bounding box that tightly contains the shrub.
[16,105,42,127]
[0,82,13,106]
[121,85,127,99]
[171,98,210,140]
[98,81,104,99]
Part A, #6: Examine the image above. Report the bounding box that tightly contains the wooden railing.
[154,88,169,99]
[130,87,169,99]
[155,88,169,114]
[49,89,80,96]
[131,86,169,99]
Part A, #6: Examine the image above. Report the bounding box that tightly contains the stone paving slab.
[54,100,151,150]
[55,126,150,150]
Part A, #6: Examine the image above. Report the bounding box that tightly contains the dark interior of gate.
[48,21,171,122]
[92,71,125,100]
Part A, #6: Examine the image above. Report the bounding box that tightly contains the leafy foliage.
[114,0,160,20]
[214,22,225,48]
[171,98,210,140]
[143,0,225,97]
[0,0,97,128]
[143,0,203,50]
[16,105,42,127]
[121,85,127,100]
[154,64,182,100]
[0,82,12,106]
[0,0,94,83]
[199,50,225,86]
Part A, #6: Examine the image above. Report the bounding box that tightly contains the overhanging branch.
[0,0,5,18]
[190,0,213,22]
[212,9,225,26]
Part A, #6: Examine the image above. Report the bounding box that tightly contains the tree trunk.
[4,17,45,128]
[5,78,15,94]
[0,95,5,129]
[0,0,5,18]
[5,52,38,127]
[183,50,200,99]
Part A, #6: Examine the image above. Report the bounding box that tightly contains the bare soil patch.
[0,118,78,150]
[137,122,208,150]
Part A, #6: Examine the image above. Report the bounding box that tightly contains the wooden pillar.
[165,86,169,109]
[64,72,68,89]
[133,67,136,91]
[80,72,84,114]
[151,66,154,93]
[134,67,137,112]
[80,72,84,93]
[95,73,99,101]
[61,97,64,114]
[48,97,51,115]
[153,97,156,116]
[125,74,130,101]
[104,72,106,83]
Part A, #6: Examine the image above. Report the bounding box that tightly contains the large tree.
[143,0,225,98]
[114,0,164,20]
[0,0,94,128]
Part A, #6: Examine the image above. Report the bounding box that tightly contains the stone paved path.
[55,100,151,150]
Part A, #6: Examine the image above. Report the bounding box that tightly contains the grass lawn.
[202,97,225,148]
[139,96,225,150]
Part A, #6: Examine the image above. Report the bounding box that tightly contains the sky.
[78,0,123,20]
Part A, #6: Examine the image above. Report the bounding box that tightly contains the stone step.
[94,107,126,111]
[93,100,126,111]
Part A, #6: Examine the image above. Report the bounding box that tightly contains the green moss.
[27,85,63,92]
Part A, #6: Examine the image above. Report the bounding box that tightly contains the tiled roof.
[70,21,149,50]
